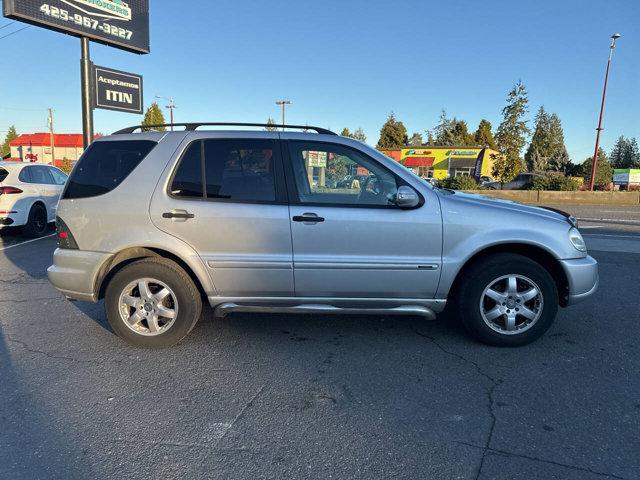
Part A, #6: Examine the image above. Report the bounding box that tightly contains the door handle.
[292,213,324,224]
[162,210,195,220]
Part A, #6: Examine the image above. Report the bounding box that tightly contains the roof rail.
[113,122,336,135]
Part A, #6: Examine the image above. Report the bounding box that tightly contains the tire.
[104,257,202,348]
[455,253,558,347]
[22,203,48,238]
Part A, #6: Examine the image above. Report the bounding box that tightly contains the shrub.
[524,174,579,191]
[438,176,481,191]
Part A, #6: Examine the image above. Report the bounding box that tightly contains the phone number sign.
[3,0,149,54]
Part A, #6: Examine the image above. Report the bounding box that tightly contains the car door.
[150,133,294,297]
[284,139,442,299]
[28,166,57,221]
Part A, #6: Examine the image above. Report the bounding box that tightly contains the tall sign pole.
[589,33,621,191]
[276,100,291,131]
[80,37,94,149]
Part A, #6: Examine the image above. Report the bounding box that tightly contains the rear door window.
[32,166,54,184]
[169,138,281,203]
[63,140,156,199]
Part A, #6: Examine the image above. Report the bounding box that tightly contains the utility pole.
[48,108,55,166]
[589,33,621,191]
[156,95,176,131]
[275,100,291,131]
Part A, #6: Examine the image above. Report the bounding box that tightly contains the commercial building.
[380,147,499,180]
[8,133,85,167]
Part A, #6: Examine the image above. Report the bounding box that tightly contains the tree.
[1,125,18,158]
[141,103,166,131]
[474,119,497,149]
[431,110,476,146]
[525,106,551,171]
[408,132,423,147]
[59,157,74,175]
[377,113,408,149]
[493,81,530,182]
[265,118,279,131]
[547,114,570,172]
[626,138,640,168]
[582,148,613,189]
[609,135,627,167]
[342,127,367,142]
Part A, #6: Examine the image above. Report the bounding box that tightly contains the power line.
[0,106,49,112]
[0,26,29,40]
[0,22,16,30]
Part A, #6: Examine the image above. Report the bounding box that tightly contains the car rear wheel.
[105,257,202,348]
[456,253,558,346]
[22,204,48,238]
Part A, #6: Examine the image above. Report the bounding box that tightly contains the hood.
[440,190,573,225]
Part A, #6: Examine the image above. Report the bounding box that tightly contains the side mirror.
[395,185,420,209]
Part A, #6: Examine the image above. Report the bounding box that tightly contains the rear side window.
[0,168,9,183]
[63,140,156,199]
[170,139,278,202]
[18,167,32,183]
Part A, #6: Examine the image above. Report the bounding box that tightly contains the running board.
[213,303,436,320]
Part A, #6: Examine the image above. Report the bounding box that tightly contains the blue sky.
[1,0,638,162]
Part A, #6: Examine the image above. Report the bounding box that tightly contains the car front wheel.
[456,253,558,346]
[105,257,202,348]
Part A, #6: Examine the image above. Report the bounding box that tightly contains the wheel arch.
[95,246,209,302]
[447,243,570,307]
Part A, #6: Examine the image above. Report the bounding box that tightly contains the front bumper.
[47,248,113,302]
[560,255,599,306]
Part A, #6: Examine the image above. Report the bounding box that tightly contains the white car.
[0,162,68,237]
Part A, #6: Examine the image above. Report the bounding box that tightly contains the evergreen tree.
[1,125,18,158]
[377,113,408,148]
[340,127,352,137]
[609,135,627,167]
[626,138,640,168]
[525,106,551,171]
[351,128,367,142]
[582,148,613,189]
[141,103,166,131]
[431,111,476,146]
[494,81,530,182]
[547,114,570,172]
[265,118,278,131]
[408,132,423,147]
[474,119,497,149]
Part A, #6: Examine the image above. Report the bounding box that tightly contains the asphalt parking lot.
[1,206,639,479]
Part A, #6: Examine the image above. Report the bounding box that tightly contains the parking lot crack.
[456,441,632,480]
[214,384,266,447]
[412,329,499,480]
[5,334,91,364]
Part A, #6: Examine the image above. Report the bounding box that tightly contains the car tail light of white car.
[0,186,24,195]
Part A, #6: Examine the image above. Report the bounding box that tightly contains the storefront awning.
[403,156,434,167]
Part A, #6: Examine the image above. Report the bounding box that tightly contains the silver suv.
[47,123,598,348]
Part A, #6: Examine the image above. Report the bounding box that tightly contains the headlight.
[569,227,587,252]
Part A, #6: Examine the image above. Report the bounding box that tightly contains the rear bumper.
[47,248,112,302]
[560,255,599,306]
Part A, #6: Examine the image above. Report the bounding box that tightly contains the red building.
[8,133,85,167]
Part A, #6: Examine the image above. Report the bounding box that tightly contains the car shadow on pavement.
[0,324,90,478]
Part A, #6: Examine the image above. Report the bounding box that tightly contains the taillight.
[55,217,79,250]
[0,186,23,195]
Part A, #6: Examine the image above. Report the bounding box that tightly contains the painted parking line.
[0,234,56,252]
[578,217,640,225]
[582,233,640,239]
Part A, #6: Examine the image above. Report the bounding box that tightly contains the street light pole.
[156,95,176,131]
[589,33,621,191]
[275,100,291,131]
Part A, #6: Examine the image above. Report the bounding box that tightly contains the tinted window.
[204,139,276,202]
[170,139,277,202]
[170,142,203,197]
[63,140,156,199]
[18,167,32,183]
[49,167,68,186]
[0,168,9,183]
[288,141,398,206]
[31,166,54,184]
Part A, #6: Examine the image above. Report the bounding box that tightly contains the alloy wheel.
[479,274,543,335]
[118,278,178,336]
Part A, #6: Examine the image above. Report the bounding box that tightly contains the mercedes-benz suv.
[47,123,598,348]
